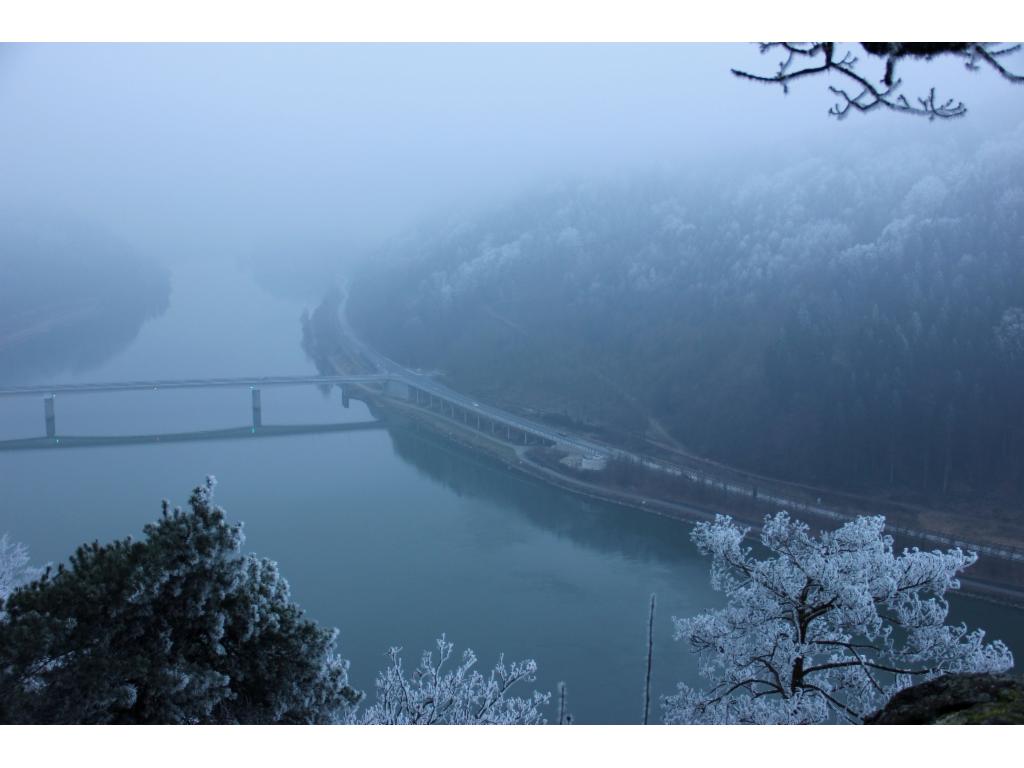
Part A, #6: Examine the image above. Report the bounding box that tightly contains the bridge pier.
[44,395,55,438]
[251,388,262,429]
[341,386,350,408]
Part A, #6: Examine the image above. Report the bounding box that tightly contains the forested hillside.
[0,213,170,382]
[349,125,1024,505]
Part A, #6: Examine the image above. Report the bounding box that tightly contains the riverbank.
[307,288,1024,606]
[0,420,383,452]
[353,386,1024,608]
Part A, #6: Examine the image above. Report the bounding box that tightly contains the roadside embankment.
[348,384,1024,607]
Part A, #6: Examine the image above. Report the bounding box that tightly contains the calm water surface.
[2,261,1022,723]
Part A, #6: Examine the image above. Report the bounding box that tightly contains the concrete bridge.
[0,374,387,398]
[0,372,589,455]
[0,375,388,439]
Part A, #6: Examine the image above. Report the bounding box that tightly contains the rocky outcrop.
[866,673,1024,724]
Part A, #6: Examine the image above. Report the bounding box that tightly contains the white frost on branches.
[664,512,1014,724]
[0,533,41,619]
[995,306,1024,360]
[358,635,550,724]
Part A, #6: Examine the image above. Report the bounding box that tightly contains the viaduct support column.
[251,388,262,429]
[44,395,55,438]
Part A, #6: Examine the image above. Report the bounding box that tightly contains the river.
[1,260,1022,723]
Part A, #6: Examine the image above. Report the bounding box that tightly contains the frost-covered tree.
[664,512,1014,724]
[995,306,1024,360]
[0,477,360,724]
[359,635,550,724]
[0,534,41,620]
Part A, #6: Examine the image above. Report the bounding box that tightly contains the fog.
[3,43,1022,288]
[3,44,1024,725]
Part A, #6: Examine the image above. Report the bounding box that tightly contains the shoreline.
[312,289,1024,608]
[360,388,1024,609]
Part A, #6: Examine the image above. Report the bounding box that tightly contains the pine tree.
[0,477,361,724]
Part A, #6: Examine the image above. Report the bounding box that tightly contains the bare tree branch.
[733,42,1024,120]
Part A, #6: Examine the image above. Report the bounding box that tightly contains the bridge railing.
[0,374,388,398]
[1,374,390,439]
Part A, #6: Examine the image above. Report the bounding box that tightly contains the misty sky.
[2,43,1023,274]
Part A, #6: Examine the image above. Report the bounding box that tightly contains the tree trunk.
[642,594,656,725]
[942,435,952,496]
[922,446,930,492]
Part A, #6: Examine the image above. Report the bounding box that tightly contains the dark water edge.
[0,420,383,451]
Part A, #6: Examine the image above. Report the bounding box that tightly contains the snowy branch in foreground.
[664,512,1014,724]
[0,534,41,620]
[358,635,550,724]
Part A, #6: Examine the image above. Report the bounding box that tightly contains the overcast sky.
[2,43,1022,273]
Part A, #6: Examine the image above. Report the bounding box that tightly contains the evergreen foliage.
[0,477,360,724]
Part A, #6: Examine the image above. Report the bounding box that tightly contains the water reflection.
[387,420,697,569]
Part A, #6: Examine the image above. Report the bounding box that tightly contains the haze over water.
[1,259,1021,723]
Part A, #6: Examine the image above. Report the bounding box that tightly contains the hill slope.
[349,126,1024,508]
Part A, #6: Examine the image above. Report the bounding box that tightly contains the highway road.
[336,286,615,458]
[337,286,1024,565]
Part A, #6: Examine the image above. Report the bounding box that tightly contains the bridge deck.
[0,374,387,397]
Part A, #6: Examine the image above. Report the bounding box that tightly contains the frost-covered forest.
[350,124,1024,505]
